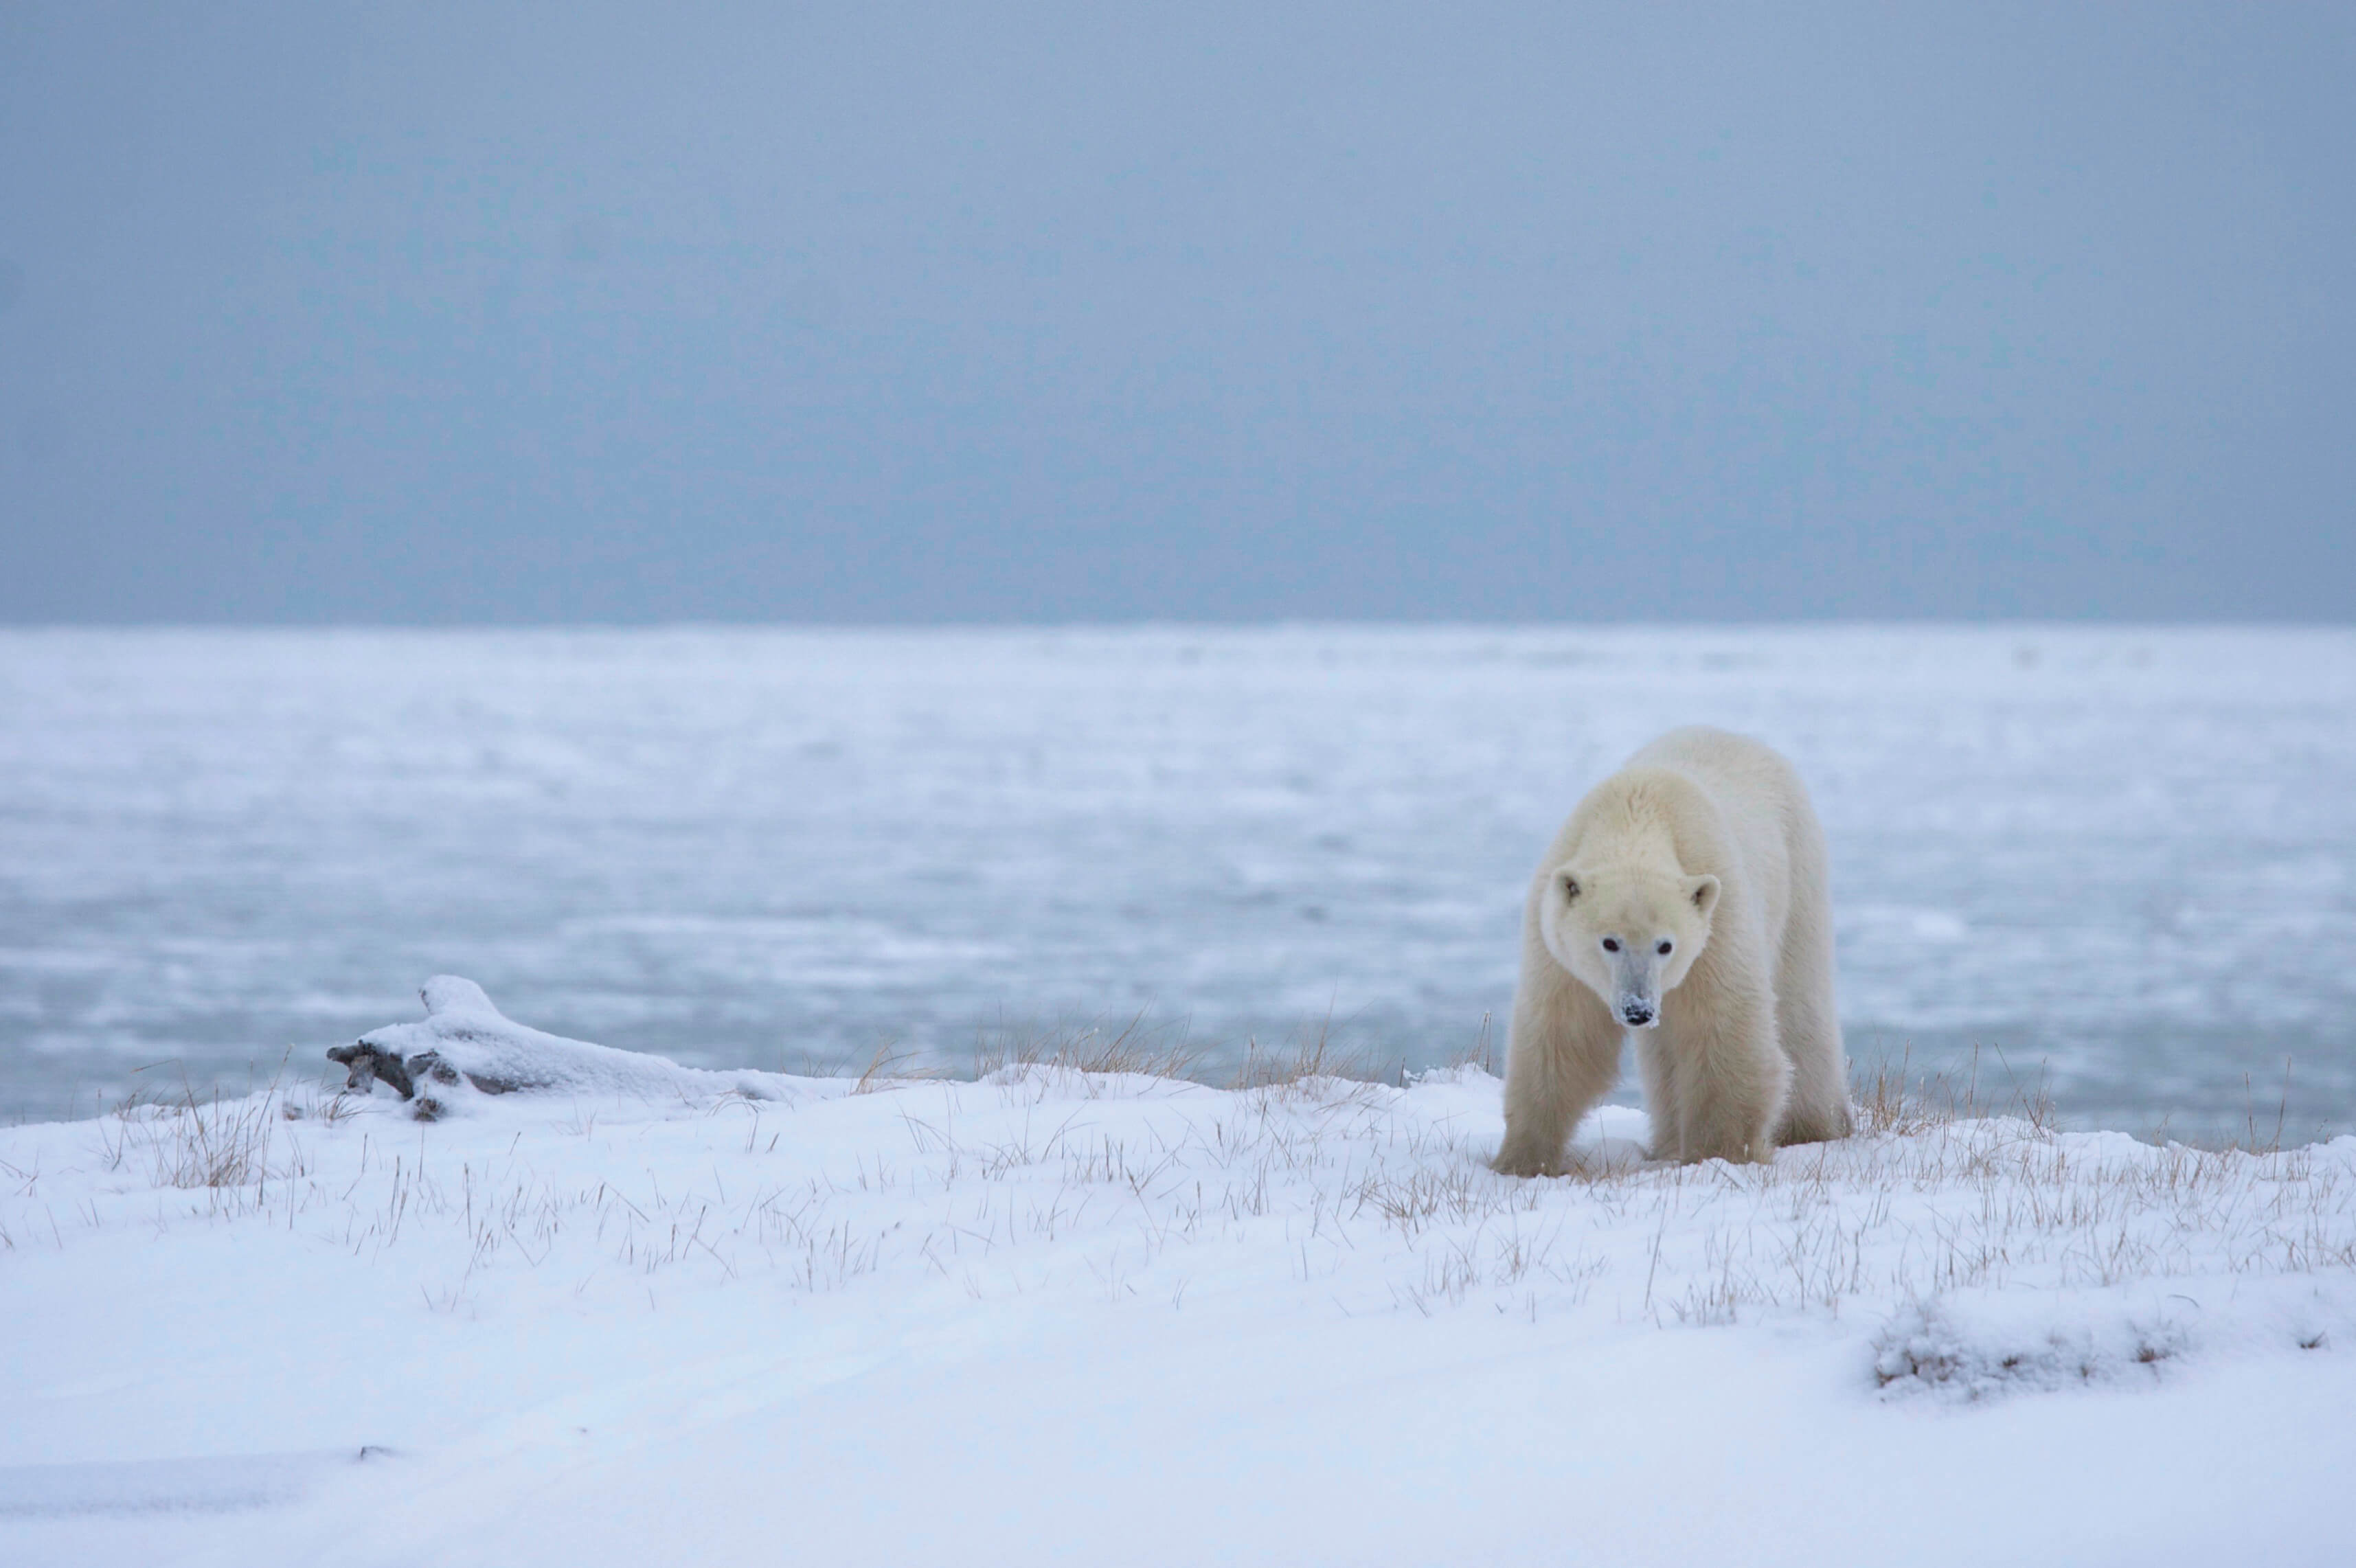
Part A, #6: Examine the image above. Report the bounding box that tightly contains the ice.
[2,626,2352,1137]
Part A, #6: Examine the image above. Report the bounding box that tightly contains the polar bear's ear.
[1686,875,1721,918]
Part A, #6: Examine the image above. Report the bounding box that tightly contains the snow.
[5,626,2354,1139]
[4,987,2352,1567]
[327,975,801,1111]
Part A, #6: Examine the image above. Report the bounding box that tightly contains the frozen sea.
[2,626,2351,1139]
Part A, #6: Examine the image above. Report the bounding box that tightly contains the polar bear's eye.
[1601,938,1620,953]
[1657,940,1673,955]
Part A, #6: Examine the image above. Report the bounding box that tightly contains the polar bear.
[1492,727,1851,1174]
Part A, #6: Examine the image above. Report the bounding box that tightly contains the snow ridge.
[1871,1276,2349,1400]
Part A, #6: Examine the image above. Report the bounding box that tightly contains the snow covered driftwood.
[328,976,795,1118]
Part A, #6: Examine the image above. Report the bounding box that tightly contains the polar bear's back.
[1624,726,1820,838]
[1617,726,1828,933]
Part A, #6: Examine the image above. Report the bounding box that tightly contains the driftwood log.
[327,976,795,1120]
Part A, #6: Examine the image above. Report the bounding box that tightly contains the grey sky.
[1,3,2349,623]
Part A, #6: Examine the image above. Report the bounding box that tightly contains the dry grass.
[849,1039,948,1095]
[1225,1016,1379,1092]
[19,1035,2348,1348]
[969,1011,1202,1081]
[2230,1057,2300,1156]
[1850,1044,2056,1139]
[1442,1011,1498,1076]
[94,1063,317,1195]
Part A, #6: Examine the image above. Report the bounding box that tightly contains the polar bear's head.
[1539,864,1720,1030]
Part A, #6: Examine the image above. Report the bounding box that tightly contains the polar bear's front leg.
[1493,977,1622,1177]
[1651,983,1789,1164]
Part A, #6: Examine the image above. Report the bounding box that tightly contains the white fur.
[1493,727,1852,1173]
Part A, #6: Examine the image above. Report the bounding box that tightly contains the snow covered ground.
[4,987,2352,1567]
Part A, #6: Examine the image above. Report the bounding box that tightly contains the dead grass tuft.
[1442,1012,1498,1076]
[1226,1014,1383,1093]
[1850,1045,2055,1139]
[971,1011,1201,1081]
[849,1040,949,1095]
[97,1075,307,1192]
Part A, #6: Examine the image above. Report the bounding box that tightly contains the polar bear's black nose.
[1622,1004,1654,1027]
